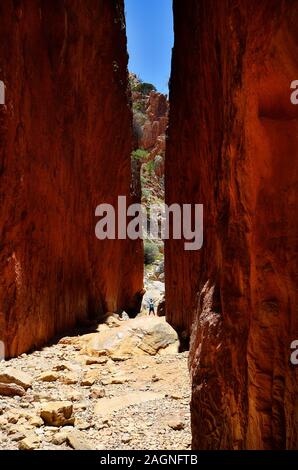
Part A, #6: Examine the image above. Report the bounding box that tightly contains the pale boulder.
[40,401,74,427]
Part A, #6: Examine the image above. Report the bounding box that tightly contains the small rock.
[79,348,107,358]
[52,363,71,372]
[89,387,105,399]
[19,402,30,408]
[59,373,78,385]
[33,393,55,402]
[101,378,112,385]
[111,375,130,384]
[105,316,121,328]
[81,370,99,386]
[0,416,8,426]
[17,417,27,425]
[52,431,69,445]
[81,378,95,387]
[94,422,106,431]
[8,424,28,436]
[121,433,132,444]
[6,410,22,424]
[0,367,33,390]
[36,371,59,382]
[29,415,44,427]
[40,401,75,427]
[73,401,88,411]
[58,337,79,346]
[18,433,41,450]
[151,375,160,383]
[43,426,60,432]
[167,419,185,431]
[120,312,130,321]
[75,419,92,430]
[66,390,83,402]
[110,355,129,362]
[66,430,93,450]
[11,432,26,442]
[170,393,183,400]
[0,382,26,397]
[85,357,108,366]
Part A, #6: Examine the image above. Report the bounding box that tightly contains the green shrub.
[133,82,157,95]
[131,148,149,161]
[133,101,146,113]
[144,240,159,265]
[142,187,150,199]
[146,160,154,176]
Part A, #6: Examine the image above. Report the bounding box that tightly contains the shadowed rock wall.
[0,0,143,357]
[166,0,298,449]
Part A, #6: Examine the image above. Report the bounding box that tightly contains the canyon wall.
[139,91,168,164]
[0,0,143,358]
[166,0,298,449]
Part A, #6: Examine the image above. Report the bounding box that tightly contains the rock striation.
[130,73,168,173]
[166,0,298,450]
[0,1,143,357]
[140,92,168,160]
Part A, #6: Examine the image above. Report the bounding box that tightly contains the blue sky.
[125,0,174,95]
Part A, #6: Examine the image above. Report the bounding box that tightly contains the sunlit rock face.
[140,92,168,160]
[166,0,298,449]
[0,0,143,358]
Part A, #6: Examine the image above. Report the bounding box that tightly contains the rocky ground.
[0,314,191,451]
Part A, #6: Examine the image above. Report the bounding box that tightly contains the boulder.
[40,401,74,427]
[66,430,93,450]
[0,382,26,397]
[77,317,178,359]
[18,433,41,450]
[167,419,185,431]
[0,368,32,390]
[36,371,59,382]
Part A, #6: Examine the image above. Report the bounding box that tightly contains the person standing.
[147,298,156,316]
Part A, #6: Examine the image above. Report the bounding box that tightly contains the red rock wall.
[0,0,143,358]
[166,0,298,449]
[140,92,168,159]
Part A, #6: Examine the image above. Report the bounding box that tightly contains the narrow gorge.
[0,0,297,452]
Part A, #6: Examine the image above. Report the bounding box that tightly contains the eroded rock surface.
[166,0,298,450]
[0,1,143,357]
[62,316,178,360]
